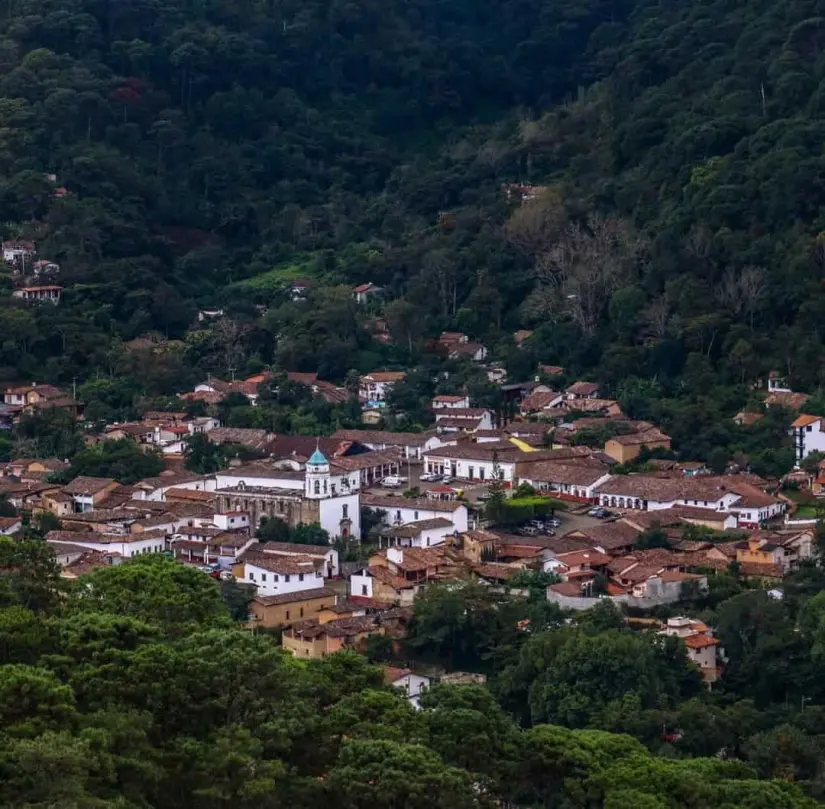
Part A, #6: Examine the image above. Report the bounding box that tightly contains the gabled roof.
[792,413,821,428]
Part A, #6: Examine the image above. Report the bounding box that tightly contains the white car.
[381,476,404,488]
[420,472,441,482]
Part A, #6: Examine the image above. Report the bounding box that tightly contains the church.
[214,449,361,540]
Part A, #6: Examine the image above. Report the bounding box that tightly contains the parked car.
[517,525,539,536]
[546,517,562,528]
[381,476,404,488]
[420,472,442,482]
[219,571,234,582]
[441,475,455,484]
[587,506,606,518]
[476,492,491,502]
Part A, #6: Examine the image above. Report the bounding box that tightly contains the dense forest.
[3,543,825,809]
[0,0,825,389]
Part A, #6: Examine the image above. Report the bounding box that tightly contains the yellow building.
[604,429,671,464]
[247,588,337,629]
[281,616,381,659]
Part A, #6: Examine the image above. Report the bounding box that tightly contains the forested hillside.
[2,0,825,427]
[1,545,823,809]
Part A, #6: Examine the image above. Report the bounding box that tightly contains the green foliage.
[183,432,226,474]
[257,518,330,546]
[65,438,164,485]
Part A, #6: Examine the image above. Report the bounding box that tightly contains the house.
[517,461,611,502]
[594,475,754,516]
[566,381,600,400]
[376,517,455,549]
[350,546,463,605]
[432,394,471,410]
[513,330,534,346]
[358,371,406,404]
[661,616,724,685]
[423,440,528,485]
[288,280,311,301]
[564,520,640,555]
[765,391,810,411]
[519,387,565,417]
[332,428,442,460]
[450,342,488,362]
[2,240,35,265]
[254,541,339,577]
[60,477,119,512]
[0,516,22,536]
[13,285,62,304]
[734,534,793,573]
[281,615,381,658]
[46,530,166,558]
[537,364,564,378]
[434,408,495,433]
[353,282,383,304]
[733,411,764,426]
[4,383,67,408]
[604,429,672,464]
[238,552,327,596]
[248,588,338,628]
[767,371,792,393]
[791,414,825,465]
[552,549,611,581]
[456,529,499,563]
[724,481,784,528]
[383,666,432,708]
[361,493,469,534]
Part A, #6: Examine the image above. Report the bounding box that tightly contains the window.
[316,570,322,577]
[361,584,368,595]
[808,425,814,432]
[261,573,267,582]
[395,510,401,521]
[479,468,485,480]
[414,511,419,520]
[343,504,348,519]
[285,610,290,620]
[249,572,255,580]
[300,607,304,617]
[285,574,291,582]
[299,573,304,581]
[332,485,336,494]
[314,480,320,494]
[273,574,279,582]
[469,466,475,480]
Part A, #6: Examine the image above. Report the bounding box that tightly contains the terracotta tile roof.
[473,562,520,581]
[382,665,413,684]
[244,553,325,574]
[256,541,331,557]
[565,521,638,551]
[684,634,720,649]
[765,391,810,410]
[566,381,599,396]
[164,488,216,503]
[792,413,821,428]
[607,429,671,447]
[549,581,585,597]
[360,371,406,383]
[361,493,465,513]
[520,390,561,412]
[380,518,455,538]
[364,565,413,590]
[555,549,611,567]
[253,587,336,607]
[522,461,608,486]
[61,476,116,495]
[332,429,435,447]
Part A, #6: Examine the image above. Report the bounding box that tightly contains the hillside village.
[1,358,822,691]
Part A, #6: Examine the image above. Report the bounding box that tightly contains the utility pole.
[72,377,77,401]
[229,367,236,382]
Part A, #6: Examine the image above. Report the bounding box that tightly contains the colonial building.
[215,449,360,540]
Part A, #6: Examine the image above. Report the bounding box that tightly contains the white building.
[791,414,825,465]
[256,541,340,577]
[434,408,494,433]
[332,428,445,460]
[432,395,471,409]
[13,285,62,304]
[361,493,468,534]
[3,240,35,265]
[518,461,611,503]
[47,532,165,558]
[358,371,406,404]
[377,517,455,548]
[215,452,361,540]
[383,666,432,709]
[661,616,724,685]
[241,554,326,596]
[423,442,519,485]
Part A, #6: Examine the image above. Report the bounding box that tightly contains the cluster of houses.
[3,240,63,304]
